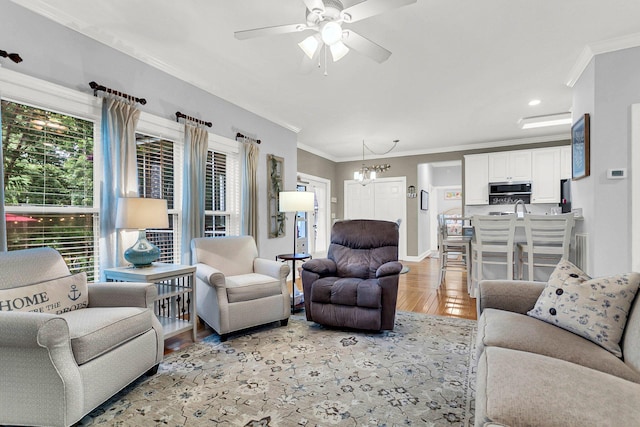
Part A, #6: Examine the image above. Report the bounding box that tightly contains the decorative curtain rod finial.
[0,49,23,63]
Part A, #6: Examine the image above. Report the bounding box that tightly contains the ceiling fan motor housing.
[306,0,344,26]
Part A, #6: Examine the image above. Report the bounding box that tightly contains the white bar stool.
[517,213,575,281]
[471,214,517,289]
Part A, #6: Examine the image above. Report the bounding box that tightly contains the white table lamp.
[115,197,169,267]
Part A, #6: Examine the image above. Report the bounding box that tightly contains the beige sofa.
[475,279,640,426]
[0,247,164,427]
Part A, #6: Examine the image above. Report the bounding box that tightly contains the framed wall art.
[572,113,590,180]
[267,154,286,238]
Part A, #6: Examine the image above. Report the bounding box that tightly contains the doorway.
[297,173,331,258]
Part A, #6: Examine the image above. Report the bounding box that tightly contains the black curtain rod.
[236,132,261,144]
[89,81,147,105]
[175,111,212,128]
[0,49,22,63]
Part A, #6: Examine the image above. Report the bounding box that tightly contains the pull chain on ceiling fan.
[234,0,417,65]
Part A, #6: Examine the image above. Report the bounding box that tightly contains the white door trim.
[298,173,331,258]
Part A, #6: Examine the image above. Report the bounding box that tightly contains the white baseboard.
[401,250,433,263]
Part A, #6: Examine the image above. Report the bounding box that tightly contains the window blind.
[1,100,97,280]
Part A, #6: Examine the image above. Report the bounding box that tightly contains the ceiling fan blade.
[341,0,417,23]
[342,30,391,63]
[302,0,325,14]
[234,23,308,40]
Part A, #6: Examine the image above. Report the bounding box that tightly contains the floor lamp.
[278,191,315,255]
[279,191,315,310]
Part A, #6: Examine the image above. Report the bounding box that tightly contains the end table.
[104,263,197,342]
[276,253,311,313]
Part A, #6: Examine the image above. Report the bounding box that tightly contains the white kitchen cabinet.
[488,150,532,182]
[560,145,572,180]
[464,154,489,205]
[531,148,561,203]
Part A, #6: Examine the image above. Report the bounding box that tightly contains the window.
[205,147,240,237]
[135,133,176,263]
[2,100,97,279]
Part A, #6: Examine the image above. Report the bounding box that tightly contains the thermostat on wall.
[607,168,627,179]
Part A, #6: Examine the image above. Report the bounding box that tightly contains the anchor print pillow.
[528,259,640,358]
[0,272,89,315]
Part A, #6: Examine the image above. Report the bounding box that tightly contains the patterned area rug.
[81,312,477,426]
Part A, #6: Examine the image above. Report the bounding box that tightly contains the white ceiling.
[11,0,640,161]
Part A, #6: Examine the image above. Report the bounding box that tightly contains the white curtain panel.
[99,97,140,277]
[240,137,259,242]
[181,124,208,264]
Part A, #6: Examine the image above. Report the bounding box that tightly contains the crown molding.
[566,32,640,87]
[299,133,570,163]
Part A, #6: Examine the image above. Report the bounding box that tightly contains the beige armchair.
[191,236,290,341]
[0,247,163,427]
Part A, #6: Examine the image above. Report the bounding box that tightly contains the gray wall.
[573,45,640,276]
[297,148,338,219]
[1,0,298,259]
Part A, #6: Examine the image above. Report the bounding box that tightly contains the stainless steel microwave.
[488,181,532,205]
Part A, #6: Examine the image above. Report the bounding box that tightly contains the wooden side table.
[104,263,197,342]
[276,253,311,313]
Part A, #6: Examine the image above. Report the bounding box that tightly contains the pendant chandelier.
[353,140,395,186]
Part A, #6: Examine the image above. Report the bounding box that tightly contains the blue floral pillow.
[528,259,640,358]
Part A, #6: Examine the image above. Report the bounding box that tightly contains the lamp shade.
[279,191,315,213]
[115,197,169,230]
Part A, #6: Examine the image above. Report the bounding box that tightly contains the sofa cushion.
[476,346,640,427]
[478,308,640,383]
[225,274,282,303]
[310,277,381,308]
[60,306,153,365]
[0,272,88,314]
[527,259,640,357]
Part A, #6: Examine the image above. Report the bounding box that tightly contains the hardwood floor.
[164,256,476,355]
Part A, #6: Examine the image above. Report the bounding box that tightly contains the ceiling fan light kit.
[234,0,417,69]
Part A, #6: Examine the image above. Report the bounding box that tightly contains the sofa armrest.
[477,280,546,316]
[195,263,226,288]
[0,311,66,348]
[88,282,157,308]
[254,258,290,281]
[301,258,337,276]
[376,261,403,278]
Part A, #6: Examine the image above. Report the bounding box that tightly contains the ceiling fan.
[234,0,417,64]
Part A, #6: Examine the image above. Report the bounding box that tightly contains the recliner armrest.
[88,282,158,308]
[254,258,290,280]
[195,263,226,288]
[477,280,546,316]
[301,258,337,276]
[376,261,403,278]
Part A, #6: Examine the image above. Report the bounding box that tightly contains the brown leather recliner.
[301,219,402,330]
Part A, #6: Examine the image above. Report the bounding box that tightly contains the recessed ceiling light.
[518,112,572,129]
[528,99,541,106]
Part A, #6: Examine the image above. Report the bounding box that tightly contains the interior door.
[298,173,331,258]
[344,177,407,259]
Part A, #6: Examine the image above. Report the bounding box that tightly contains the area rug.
[81,312,477,426]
